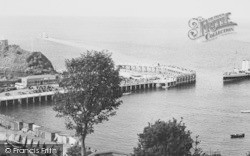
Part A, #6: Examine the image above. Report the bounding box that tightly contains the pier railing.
[118,65,196,75]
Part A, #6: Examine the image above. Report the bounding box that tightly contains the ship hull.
[223,74,250,81]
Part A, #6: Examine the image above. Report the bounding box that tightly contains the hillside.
[0,44,55,76]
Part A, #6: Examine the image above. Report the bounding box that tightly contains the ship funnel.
[242,60,249,71]
[246,60,249,71]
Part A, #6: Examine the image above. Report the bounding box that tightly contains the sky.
[0,0,250,19]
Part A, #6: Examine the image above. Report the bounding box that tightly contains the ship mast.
[234,51,237,69]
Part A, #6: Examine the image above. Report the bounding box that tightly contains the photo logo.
[188,12,237,41]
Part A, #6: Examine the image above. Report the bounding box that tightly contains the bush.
[134,118,194,156]
[67,145,92,156]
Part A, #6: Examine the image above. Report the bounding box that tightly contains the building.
[34,126,59,142]
[22,121,34,132]
[0,114,20,131]
[15,74,58,89]
[54,132,78,145]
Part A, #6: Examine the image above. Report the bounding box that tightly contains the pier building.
[15,74,58,89]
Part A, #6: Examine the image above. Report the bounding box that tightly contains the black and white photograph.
[0,0,249,155]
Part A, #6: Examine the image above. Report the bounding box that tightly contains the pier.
[0,65,196,106]
[0,91,54,107]
[120,80,157,93]
[119,64,196,90]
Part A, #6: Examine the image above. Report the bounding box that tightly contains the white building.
[15,74,59,89]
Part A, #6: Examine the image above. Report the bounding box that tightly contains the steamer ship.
[223,60,250,81]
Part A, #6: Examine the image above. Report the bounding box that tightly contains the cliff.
[0,43,55,76]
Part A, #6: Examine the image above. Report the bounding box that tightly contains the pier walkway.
[0,90,54,107]
[0,64,196,107]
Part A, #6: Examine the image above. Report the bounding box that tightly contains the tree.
[54,50,123,156]
[66,144,92,156]
[134,118,194,156]
[66,144,81,156]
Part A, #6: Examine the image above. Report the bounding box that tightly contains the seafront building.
[0,74,59,106]
[15,74,59,89]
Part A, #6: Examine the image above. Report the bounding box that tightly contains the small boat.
[231,133,245,138]
[241,110,250,113]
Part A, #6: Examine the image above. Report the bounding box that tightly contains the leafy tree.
[67,144,81,156]
[54,50,123,156]
[134,118,194,156]
[66,144,92,156]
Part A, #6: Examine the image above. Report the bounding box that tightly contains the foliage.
[66,144,92,156]
[26,52,54,75]
[54,50,123,156]
[0,44,54,76]
[133,118,194,156]
[67,144,82,156]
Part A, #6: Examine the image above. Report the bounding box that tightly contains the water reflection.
[0,101,53,115]
[223,79,250,87]
[168,82,196,91]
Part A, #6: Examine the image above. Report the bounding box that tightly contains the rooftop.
[36,126,60,133]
